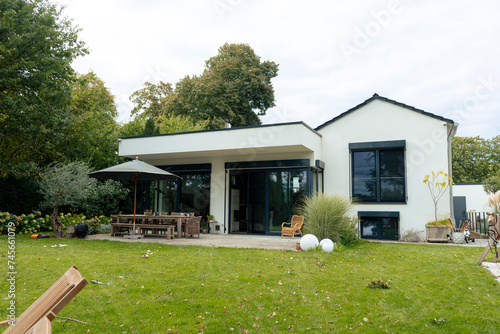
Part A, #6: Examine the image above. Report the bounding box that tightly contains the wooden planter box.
[426,225,450,242]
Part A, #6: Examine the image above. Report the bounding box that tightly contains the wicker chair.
[281,215,304,239]
[185,216,201,238]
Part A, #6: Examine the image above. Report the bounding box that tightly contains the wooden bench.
[111,223,175,239]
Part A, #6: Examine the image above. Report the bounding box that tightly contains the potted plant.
[65,225,75,239]
[423,171,454,242]
[201,221,209,234]
[425,219,453,242]
[207,215,220,233]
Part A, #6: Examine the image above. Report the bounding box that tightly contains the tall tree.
[452,136,500,183]
[129,81,173,120]
[63,72,119,169]
[174,43,279,128]
[128,43,279,130]
[0,0,87,176]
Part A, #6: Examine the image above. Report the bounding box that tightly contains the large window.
[350,141,406,203]
[154,164,211,220]
[268,170,308,232]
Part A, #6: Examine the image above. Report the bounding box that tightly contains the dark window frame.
[358,211,400,240]
[350,140,407,204]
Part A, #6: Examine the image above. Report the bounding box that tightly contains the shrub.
[300,193,358,246]
[80,179,130,217]
[0,211,51,234]
[59,213,112,235]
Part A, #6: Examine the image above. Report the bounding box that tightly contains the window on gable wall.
[350,140,406,203]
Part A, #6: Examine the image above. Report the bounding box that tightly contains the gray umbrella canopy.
[89,158,180,181]
[89,158,180,229]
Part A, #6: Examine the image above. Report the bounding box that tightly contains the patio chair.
[0,265,88,334]
[185,216,201,238]
[281,215,304,239]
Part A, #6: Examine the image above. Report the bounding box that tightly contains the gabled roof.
[315,93,455,131]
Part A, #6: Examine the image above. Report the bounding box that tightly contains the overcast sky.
[57,0,500,138]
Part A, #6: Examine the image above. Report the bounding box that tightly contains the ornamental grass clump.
[301,193,358,246]
[486,190,500,215]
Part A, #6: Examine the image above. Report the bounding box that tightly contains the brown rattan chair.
[281,215,304,239]
[185,216,201,238]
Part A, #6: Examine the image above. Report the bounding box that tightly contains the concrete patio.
[87,232,300,251]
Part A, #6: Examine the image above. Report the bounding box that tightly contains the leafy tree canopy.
[62,71,120,170]
[128,43,279,129]
[118,114,208,138]
[452,136,500,183]
[0,0,88,176]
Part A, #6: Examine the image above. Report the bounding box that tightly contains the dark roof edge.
[315,93,455,131]
[119,121,322,140]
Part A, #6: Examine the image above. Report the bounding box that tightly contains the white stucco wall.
[453,184,489,212]
[317,99,455,235]
[119,122,322,232]
[119,122,322,163]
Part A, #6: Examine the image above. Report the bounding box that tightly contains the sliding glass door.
[229,168,309,234]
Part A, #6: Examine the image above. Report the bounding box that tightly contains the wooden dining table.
[112,214,186,238]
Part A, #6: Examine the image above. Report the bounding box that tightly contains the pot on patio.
[75,224,89,239]
[425,224,450,242]
[65,226,75,239]
[451,232,466,244]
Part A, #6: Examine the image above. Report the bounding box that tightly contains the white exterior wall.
[119,123,322,233]
[453,184,489,212]
[317,99,454,235]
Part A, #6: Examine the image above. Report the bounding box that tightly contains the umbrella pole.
[133,173,137,235]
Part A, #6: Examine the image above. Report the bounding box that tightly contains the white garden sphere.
[300,234,319,251]
[322,242,334,253]
[319,238,334,247]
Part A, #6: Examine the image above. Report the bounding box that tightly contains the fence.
[463,211,489,235]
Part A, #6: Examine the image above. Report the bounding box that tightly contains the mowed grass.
[0,235,499,333]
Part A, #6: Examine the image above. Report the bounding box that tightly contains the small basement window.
[358,211,399,240]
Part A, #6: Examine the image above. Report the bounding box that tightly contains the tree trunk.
[51,206,64,238]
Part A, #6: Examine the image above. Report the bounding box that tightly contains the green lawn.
[1,235,499,333]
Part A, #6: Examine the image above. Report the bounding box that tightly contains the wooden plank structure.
[111,223,175,239]
[477,213,500,265]
[0,266,88,334]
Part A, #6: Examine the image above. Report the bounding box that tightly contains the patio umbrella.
[89,157,181,236]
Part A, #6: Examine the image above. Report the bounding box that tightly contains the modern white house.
[118,94,458,240]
